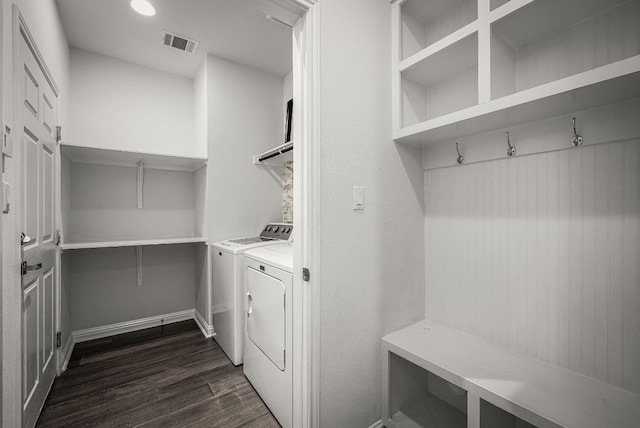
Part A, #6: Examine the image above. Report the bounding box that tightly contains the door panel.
[42,93,54,136]
[42,143,54,243]
[23,66,39,117]
[22,280,39,407]
[23,132,38,242]
[18,22,59,428]
[42,270,54,369]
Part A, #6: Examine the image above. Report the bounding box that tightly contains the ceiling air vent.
[161,30,200,55]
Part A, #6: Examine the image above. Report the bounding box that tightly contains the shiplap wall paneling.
[623,141,640,392]
[425,140,640,393]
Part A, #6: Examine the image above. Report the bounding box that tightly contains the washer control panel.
[260,223,293,241]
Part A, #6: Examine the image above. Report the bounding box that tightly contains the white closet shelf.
[383,319,640,428]
[60,236,207,250]
[394,57,640,146]
[60,144,207,172]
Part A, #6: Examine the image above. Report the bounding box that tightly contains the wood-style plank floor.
[36,320,280,427]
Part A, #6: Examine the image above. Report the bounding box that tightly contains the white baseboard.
[367,420,383,428]
[59,334,75,372]
[72,309,195,343]
[194,309,215,338]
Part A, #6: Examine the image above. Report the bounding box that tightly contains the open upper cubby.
[391,0,640,146]
[490,0,510,10]
[401,0,477,61]
[491,0,640,99]
[401,32,478,127]
[60,144,207,248]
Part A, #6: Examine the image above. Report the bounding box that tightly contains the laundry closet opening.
[55,0,302,372]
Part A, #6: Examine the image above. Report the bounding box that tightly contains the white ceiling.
[55,0,301,78]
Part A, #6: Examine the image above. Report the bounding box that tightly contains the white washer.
[243,242,294,428]
[211,224,292,365]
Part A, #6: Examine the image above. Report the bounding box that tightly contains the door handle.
[22,261,42,275]
[247,292,253,318]
[21,233,32,246]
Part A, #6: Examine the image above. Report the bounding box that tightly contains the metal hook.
[571,117,583,147]
[456,142,464,165]
[506,131,516,157]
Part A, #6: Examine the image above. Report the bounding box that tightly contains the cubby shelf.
[392,0,640,146]
[60,236,207,250]
[382,319,640,428]
[395,56,640,145]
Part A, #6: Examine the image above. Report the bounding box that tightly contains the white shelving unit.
[58,143,211,340]
[391,0,640,145]
[382,320,640,428]
[60,144,207,247]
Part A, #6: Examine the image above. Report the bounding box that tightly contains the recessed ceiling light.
[130,0,156,16]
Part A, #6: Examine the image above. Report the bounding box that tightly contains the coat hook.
[506,131,516,157]
[456,142,464,165]
[571,117,583,147]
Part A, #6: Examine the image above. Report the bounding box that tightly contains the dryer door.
[246,267,286,370]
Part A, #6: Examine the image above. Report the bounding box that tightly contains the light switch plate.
[353,185,364,210]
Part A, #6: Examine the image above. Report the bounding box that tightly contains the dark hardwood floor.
[36,320,280,427]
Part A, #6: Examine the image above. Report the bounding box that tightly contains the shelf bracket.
[137,160,144,209]
[136,245,143,287]
[253,141,293,166]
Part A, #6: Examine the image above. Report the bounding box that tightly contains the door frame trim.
[290,1,320,427]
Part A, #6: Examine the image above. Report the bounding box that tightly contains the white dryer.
[211,224,292,365]
[243,242,294,428]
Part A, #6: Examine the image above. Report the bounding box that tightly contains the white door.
[17,20,59,428]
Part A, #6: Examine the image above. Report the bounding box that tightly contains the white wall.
[65,161,198,242]
[194,59,208,158]
[317,1,425,426]
[424,103,640,394]
[205,55,285,242]
[68,48,201,157]
[68,244,196,331]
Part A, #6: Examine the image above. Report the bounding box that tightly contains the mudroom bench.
[381,320,640,428]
